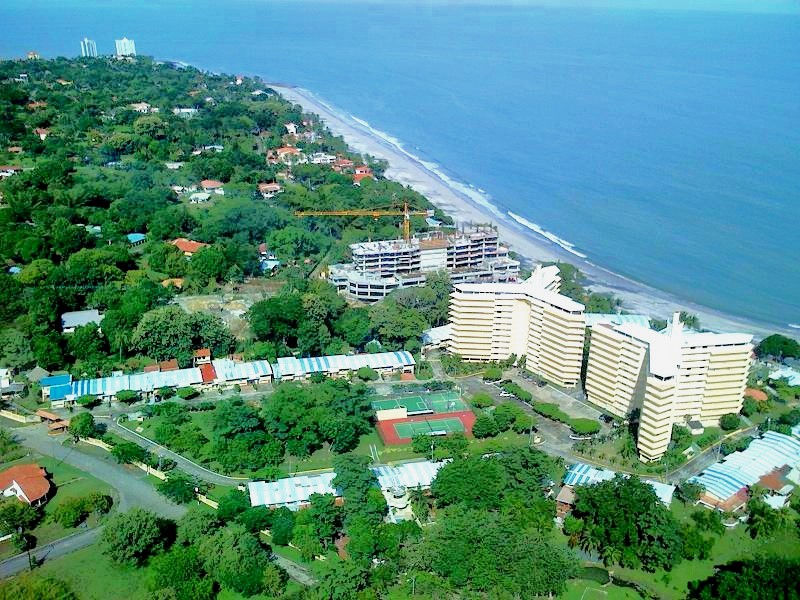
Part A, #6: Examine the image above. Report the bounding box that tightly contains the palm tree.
[601,545,622,567]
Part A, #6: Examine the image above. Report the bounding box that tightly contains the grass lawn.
[562,580,642,599]
[0,455,114,560]
[38,543,149,600]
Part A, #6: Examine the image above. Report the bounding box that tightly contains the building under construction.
[328,227,520,302]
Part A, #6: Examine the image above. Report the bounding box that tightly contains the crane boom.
[295,201,434,241]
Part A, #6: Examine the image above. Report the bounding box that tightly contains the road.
[105,419,247,486]
[13,425,187,519]
[0,528,101,579]
[273,555,316,585]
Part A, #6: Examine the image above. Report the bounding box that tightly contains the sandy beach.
[273,84,787,339]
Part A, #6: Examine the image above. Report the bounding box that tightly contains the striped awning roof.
[372,460,445,490]
[690,432,800,502]
[274,351,415,379]
[212,359,272,381]
[70,367,203,396]
[248,473,338,510]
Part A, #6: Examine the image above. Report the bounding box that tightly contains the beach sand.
[274,84,785,339]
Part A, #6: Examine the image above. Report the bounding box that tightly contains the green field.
[372,390,466,414]
[393,417,466,439]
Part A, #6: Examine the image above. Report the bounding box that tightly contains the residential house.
[126,232,146,246]
[0,165,22,178]
[172,107,199,117]
[190,192,212,204]
[332,157,354,172]
[257,182,282,199]
[193,348,212,366]
[34,128,50,140]
[128,102,154,114]
[171,238,208,257]
[0,464,51,506]
[273,146,306,165]
[200,179,224,194]
[310,152,336,165]
[164,161,184,170]
[285,123,298,136]
[61,309,103,334]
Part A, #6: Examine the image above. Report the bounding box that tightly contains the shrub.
[176,386,199,400]
[158,386,175,399]
[570,419,601,436]
[696,428,722,449]
[115,390,139,404]
[356,366,379,381]
[719,413,741,431]
[500,381,532,403]
[76,394,101,409]
[470,392,494,408]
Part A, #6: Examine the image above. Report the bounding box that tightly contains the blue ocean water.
[1,1,798,329]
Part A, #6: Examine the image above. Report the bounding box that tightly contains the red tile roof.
[0,464,50,504]
[0,165,22,172]
[200,363,217,384]
[143,364,160,373]
[353,172,375,184]
[258,182,282,193]
[200,179,223,189]
[276,146,300,155]
[194,348,211,358]
[745,388,768,402]
[159,359,179,372]
[171,238,208,254]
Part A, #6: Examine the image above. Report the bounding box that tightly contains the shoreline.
[272,84,788,339]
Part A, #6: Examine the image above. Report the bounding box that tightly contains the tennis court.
[393,417,466,438]
[372,391,466,415]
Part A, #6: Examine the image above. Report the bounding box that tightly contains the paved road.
[0,528,101,579]
[273,555,317,585]
[13,425,187,520]
[105,419,247,486]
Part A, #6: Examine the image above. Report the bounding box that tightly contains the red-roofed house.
[34,128,50,140]
[26,101,47,110]
[0,166,22,178]
[257,182,282,199]
[353,166,375,185]
[0,464,51,506]
[171,237,208,257]
[333,157,354,172]
[200,179,225,195]
[193,348,211,366]
[274,146,306,165]
[200,362,217,384]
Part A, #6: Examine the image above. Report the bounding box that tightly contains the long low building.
[48,351,414,406]
[274,351,415,380]
[690,431,800,510]
[247,460,445,510]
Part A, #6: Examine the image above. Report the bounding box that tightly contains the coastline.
[272,84,787,340]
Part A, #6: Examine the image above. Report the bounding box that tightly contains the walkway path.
[0,528,101,579]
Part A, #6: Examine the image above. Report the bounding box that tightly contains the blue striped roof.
[48,383,73,400]
[274,351,415,379]
[690,431,800,501]
[40,374,72,388]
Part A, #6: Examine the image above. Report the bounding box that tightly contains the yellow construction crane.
[295,201,434,242]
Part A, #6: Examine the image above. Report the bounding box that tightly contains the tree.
[313,559,370,600]
[270,507,295,545]
[176,506,222,546]
[0,500,40,534]
[76,394,101,409]
[741,396,758,417]
[68,412,96,439]
[471,414,499,439]
[0,329,35,368]
[198,523,271,597]
[157,472,198,504]
[688,557,800,600]
[115,390,139,405]
[261,563,289,597]
[745,497,780,539]
[217,489,251,523]
[431,457,507,510]
[356,366,378,381]
[111,441,147,464]
[756,334,800,359]
[149,545,215,600]
[572,475,683,572]
[101,508,165,566]
[676,481,705,505]
[483,366,503,382]
[719,413,741,431]
[52,497,91,528]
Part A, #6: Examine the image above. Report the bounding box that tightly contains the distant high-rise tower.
[114,37,136,57]
[80,38,98,58]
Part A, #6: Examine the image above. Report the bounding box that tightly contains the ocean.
[1,1,798,330]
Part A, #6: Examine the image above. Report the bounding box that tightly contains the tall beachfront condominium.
[80,38,97,58]
[114,37,137,57]
[448,265,586,387]
[328,228,519,303]
[585,313,753,462]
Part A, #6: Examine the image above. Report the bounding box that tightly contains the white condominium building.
[585,313,753,462]
[80,37,97,58]
[328,228,520,303]
[115,37,137,57]
[448,265,586,387]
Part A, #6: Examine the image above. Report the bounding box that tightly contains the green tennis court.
[372,391,466,415]
[393,417,466,438]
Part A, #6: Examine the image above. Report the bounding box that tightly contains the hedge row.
[499,382,601,435]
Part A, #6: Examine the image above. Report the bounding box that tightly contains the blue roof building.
[40,374,72,389]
